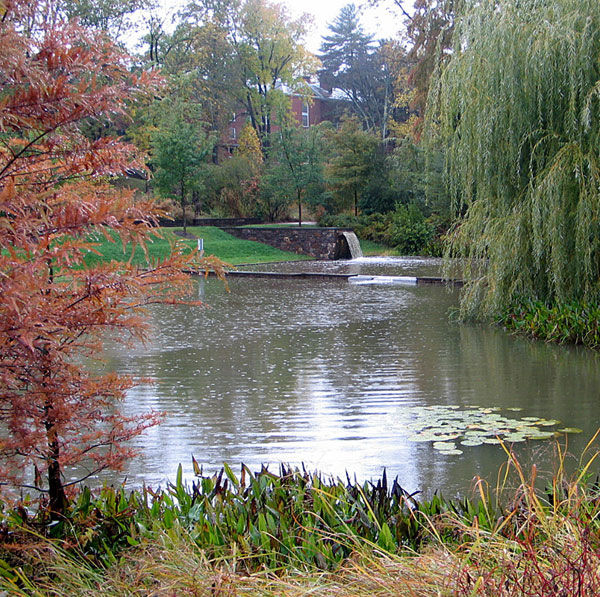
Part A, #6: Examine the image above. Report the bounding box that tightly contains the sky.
[155,0,413,54]
[282,0,411,53]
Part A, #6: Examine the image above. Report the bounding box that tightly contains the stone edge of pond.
[187,269,464,286]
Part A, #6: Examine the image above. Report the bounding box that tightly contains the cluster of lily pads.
[405,405,581,455]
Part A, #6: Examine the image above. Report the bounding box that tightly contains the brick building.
[218,80,346,159]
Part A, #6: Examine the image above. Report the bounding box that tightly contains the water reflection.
[96,258,600,498]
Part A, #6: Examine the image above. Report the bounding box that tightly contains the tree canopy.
[152,98,214,232]
[326,116,379,216]
[185,0,317,146]
[430,0,600,318]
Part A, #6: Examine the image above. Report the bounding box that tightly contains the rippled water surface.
[98,258,600,497]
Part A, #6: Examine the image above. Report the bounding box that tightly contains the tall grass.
[453,434,600,595]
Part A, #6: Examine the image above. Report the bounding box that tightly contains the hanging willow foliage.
[428,0,600,319]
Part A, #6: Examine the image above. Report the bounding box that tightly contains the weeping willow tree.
[428,0,600,319]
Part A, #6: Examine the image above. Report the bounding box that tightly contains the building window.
[230,127,237,140]
[302,102,309,127]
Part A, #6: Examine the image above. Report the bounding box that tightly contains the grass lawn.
[360,239,398,256]
[83,226,391,267]
[84,226,313,267]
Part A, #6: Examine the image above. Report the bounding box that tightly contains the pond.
[96,257,600,498]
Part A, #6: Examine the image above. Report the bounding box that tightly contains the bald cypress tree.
[430,0,600,319]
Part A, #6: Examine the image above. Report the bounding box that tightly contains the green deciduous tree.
[61,0,155,40]
[264,123,329,225]
[430,0,600,319]
[151,100,214,233]
[143,14,239,136]
[326,116,379,216]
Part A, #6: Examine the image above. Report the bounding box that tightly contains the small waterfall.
[341,231,363,259]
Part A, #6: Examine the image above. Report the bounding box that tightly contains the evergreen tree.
[319,4,375,88]
[319,4,397,138]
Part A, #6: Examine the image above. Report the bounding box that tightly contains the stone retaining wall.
[160,217,262,227]
[220,227,354,260]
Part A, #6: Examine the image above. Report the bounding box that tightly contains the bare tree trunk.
[181,180,187,235]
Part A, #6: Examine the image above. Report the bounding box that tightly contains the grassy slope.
[359,239,398,256]
[83,225,386,266]
[84,226,313,267]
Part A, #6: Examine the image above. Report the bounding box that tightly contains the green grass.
[84,226,313,267]
[359,239,398,256]
[186,226,313,264]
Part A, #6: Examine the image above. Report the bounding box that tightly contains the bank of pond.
[2,453,600,595]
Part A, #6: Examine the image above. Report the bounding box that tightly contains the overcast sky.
[155,0,412,54]
[282,0,411,53]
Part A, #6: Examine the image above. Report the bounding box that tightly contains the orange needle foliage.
[0,0,222,513]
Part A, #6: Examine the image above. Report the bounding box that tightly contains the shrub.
[318,209,443,255]
[390,203,434,255]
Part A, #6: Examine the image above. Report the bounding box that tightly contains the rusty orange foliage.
[0,0,221,513]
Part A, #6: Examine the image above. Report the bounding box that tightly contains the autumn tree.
[0,0,220,514]
[405,0,461,136]
[237,122,263,167]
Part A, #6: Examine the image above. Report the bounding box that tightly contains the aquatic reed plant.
[497,298,600,349]
[3,441,600,595]
[449,434,600,595]
[0,462,490,593]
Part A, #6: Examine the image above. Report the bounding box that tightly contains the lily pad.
[558,427,583,434]
[526,431,556,440]
[460,439,483,447]
[433,441,457,451]
[403,405,566,452]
